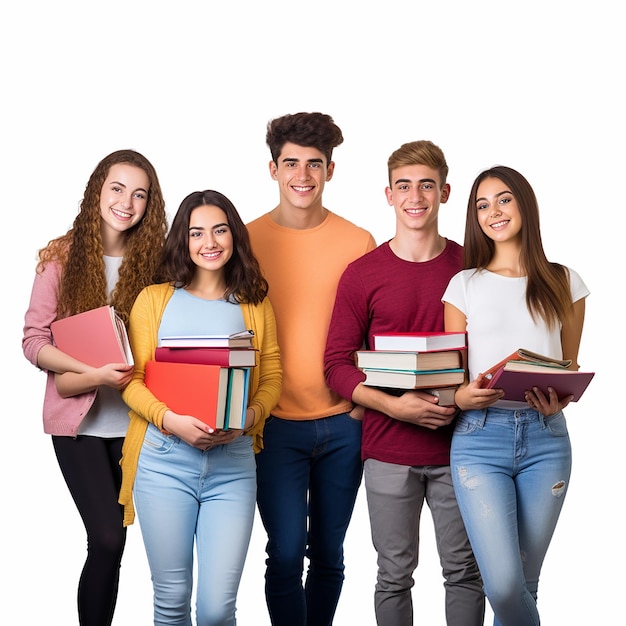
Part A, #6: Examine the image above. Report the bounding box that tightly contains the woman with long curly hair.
[22,149,168,626]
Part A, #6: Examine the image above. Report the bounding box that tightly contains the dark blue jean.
[255,413,363,626]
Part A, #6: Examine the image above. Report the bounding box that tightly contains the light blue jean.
[134,424,256,626]
[451,408,572,626]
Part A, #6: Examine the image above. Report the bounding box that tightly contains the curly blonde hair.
[37,149,168,325]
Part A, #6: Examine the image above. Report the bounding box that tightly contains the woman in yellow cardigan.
[120,190,281,626]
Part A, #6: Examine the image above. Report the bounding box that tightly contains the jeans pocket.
[545,410,568,437]
[226,435,254,459]
[143,426,177,453]
[344,408,365,424]
[454,412,482,436]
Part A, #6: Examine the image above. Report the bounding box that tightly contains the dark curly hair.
[266,112,344,165]
[37,149,168,325]
[155,190,268,305]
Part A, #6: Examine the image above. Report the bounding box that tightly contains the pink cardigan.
[22,261,97,436]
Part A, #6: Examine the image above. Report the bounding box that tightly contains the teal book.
[362,367,465,390]
[224,368,251,429]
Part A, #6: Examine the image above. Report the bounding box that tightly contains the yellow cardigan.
[119,282,282,526]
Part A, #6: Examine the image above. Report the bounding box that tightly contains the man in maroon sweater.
[324,141,484,626]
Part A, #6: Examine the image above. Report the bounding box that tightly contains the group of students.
[22,111,589,626]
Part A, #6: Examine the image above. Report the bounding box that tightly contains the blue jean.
[134,424,256,626]
[255,413,363,626]
[451,408,572,626]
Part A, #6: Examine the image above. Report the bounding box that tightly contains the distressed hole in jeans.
[457,467,480,490]
[552,480,566,497]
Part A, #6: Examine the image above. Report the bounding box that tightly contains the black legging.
[52,435,127,626]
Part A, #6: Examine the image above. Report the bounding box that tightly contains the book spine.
[223,369,235,429]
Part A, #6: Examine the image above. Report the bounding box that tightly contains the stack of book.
[481,348,595,402]
[357,331,468,406]
[145,330,257,430]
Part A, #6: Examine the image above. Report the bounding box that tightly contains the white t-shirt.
[78,255,129,437]
[442,267,589,407]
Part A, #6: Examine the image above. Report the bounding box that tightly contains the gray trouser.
[364,458,484,626]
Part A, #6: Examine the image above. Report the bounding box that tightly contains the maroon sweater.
[324,240,462,466]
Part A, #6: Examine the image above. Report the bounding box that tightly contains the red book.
[50,305,133,367]
[371,331,467,352]
[155,346,257,367]
[481,348,572,381]
[144,361,228,429]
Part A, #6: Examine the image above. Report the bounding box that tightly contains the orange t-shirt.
[247,211,376,420]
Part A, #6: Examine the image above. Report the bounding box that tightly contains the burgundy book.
[155,346,257,367]
[485,362,594,402]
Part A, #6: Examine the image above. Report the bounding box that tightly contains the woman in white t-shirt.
[442,165,589,626]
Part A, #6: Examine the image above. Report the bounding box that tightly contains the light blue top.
[158,288,246,342]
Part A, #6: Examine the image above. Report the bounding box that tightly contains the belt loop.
[538,410,546,429]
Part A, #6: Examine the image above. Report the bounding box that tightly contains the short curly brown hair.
[266,112,343,166]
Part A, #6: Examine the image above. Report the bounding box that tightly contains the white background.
[2,1,623,624]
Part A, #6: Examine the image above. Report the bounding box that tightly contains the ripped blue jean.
[450,408,572,626]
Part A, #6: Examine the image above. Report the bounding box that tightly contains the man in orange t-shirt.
[247,112,376,626]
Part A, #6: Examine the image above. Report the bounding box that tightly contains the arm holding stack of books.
[323,276,465,430]
[145,332,257,430]
[357,332,467,406]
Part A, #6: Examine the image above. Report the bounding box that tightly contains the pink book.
[50,305,132,367]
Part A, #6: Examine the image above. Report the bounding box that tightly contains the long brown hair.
[37,149,168,325]
[155,190,268,305]
[463,166,572,329]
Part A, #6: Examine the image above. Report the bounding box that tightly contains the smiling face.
[188,204,233,274]
[385,164,449,234]
[99,163,149,235]
[269,142,334,214]
[475,176,523,243]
